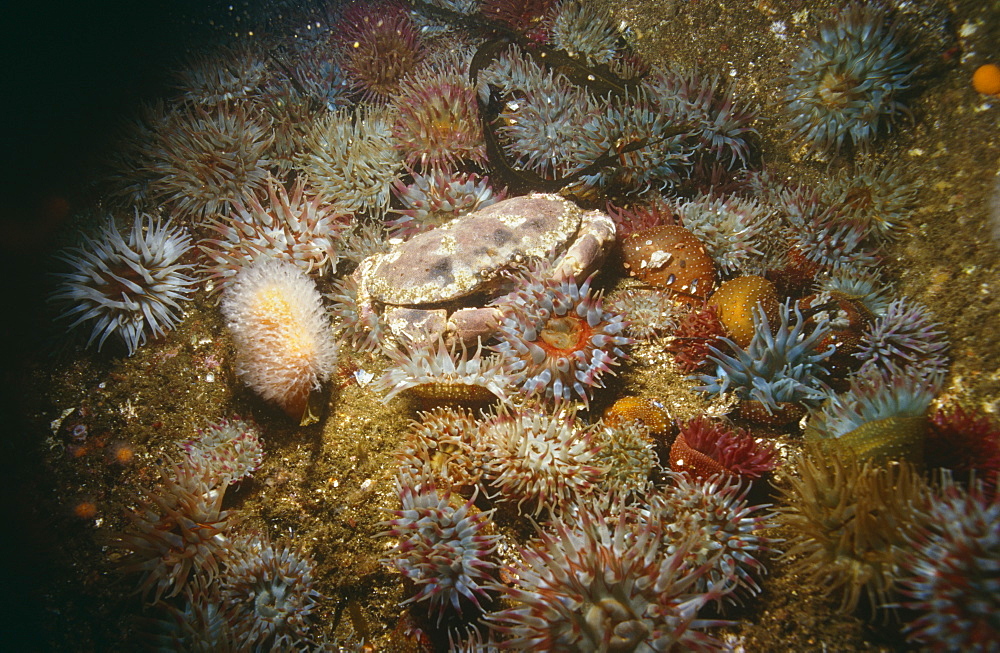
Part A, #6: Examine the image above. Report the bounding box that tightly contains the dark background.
[0,2,223,648]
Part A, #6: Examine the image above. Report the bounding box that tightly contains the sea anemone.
[927,405,1000,495]
[374,337,512,404]
[379,476,499,621]
[148,103,273,222]
[338,218,391,266]
[50,211,196,356]
[782,192,879,273]
[592,419,659,497]
[814,267,893,317]
[546,0,621,66]
[620,224,716,304]
[667,304,727,373]
[174,44,269,106]
[644,69,758,170]
[388,170,504,239]
[261,92,323,178]
[180,417,264,486]
[395,406,486,491]
[775,444,931,615]
[102,100,172,207]
[483,45,605,181]
[708,275,780,348]
[117,456,233,603]
[142,578,238,650]
[605,288,678,340]
[818,159,918,240]
[896,474,1000,650]
[221,259,339,420]
[806,368,939,463]
[272,37,353,112]
[674,194,772,274]
[696,300,835,418]
[670,416,778,481]
[580,85,696,194]
[854,297,950,380]
[200,175,351,291]
[392,58,486,173]
[646,473,778,605]
[486,491,729,650]
[492,271,633,407]
[480,404,602,517]
[220,534,321,651]
[326,273,389,354]
[783,2,915,154]
[797,290,872,382]
[338,0,426,102]
[299,105,403,216]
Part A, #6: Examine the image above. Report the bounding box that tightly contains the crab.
[353,192,617,347]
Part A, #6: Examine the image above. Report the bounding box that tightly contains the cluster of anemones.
[117,417,325,649]
[41,0,972,649]
[117,454,234,604]
[474,29,758,196]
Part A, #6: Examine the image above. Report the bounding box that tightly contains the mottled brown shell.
[620,225,715,304]
[709,275,779,348]
[364,193,582,306]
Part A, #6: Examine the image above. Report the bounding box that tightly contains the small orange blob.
[106,441,136,465]
[72,501,99,520]
[972,63,1000,96]
[709,275,779,348]
[603,396,672,437]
